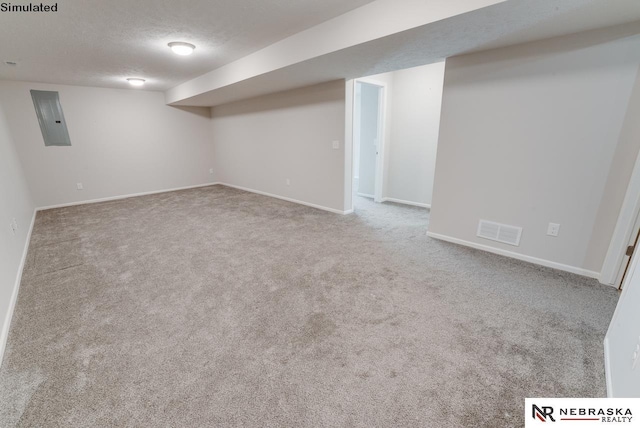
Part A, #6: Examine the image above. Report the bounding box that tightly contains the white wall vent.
[477,220,522,246]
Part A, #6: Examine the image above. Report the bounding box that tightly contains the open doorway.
[601,145,640,290]
[348,61,446,213]
[606,191,640,291]
[353,79,386,203]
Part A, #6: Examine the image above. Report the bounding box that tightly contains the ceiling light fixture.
[168,42,195,56]
[126,78,146,86]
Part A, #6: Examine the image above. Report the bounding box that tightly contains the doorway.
[353,79,386,203]
[346,62,446,214]
[601,145,640,290]
[614,210,640,290]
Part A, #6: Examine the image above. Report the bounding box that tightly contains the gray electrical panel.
[30,90,71,146]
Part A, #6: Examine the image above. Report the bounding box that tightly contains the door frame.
[351,77,388,204]
[601,147,640,286]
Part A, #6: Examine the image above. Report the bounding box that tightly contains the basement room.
[1,0,639,426]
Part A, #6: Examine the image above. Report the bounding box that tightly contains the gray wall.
[0,102,35,363]
[429,28,640,274]
[356,82,380,197]
[606,245,640,397]
[355,62,445,207]
[385,62,444,206]
[0,81,214,208]
[211,80,347,212]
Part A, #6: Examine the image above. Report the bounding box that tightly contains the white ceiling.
[2,0,639,105]
[168,0,640,106]
[0,0,374,90]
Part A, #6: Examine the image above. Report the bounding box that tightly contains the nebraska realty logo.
[533,404,556,422]
[525,398,640,427]
[1,2,58,12]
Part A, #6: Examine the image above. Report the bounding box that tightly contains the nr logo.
[533,404,556,422]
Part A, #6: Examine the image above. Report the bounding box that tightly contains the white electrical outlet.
[332,140,340,149]
[547,223,560,237]
[76,182,83,190]
[286,178,290,186]
[209,168,214,174]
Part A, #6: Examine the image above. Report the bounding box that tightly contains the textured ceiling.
[2,0,639,104]
[170,0,640,106]
[0,0,374,90]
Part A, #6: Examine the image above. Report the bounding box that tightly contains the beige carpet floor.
[0,185,619,427]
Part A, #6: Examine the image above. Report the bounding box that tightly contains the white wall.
[356,82,381,197]
[353,83,362,192]
[165,0,505,105]
[344,80,355,213]
[353,73,394,204]
[211,80,347,213]
[385,62,445,207]
[0,102,35,364]
[429,29,640,276]
[0,81,215,208]
[606,240,640,397]
[355,63,445,207]
[594,66,640,281]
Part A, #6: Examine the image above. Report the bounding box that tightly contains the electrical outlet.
[547,223,560,237]
[76,182,83,190]
[332,140,340,149]
[209,168,214,174]
[286,178,290,186]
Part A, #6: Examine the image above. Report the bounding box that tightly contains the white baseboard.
[382,197,431,209]
[604,337,613,397]
[219,183,351,215]
[0,209,37,367]
[356,192,374,199]
[36,182,221,211]
[426,231,600,279]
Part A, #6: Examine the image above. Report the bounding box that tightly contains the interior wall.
[605,243,640,397]
[592,66,640,277]
[356,73,394,202]
[0,81,215,208]
[355,62,445,208]
[385,62,445,207]
[356,82,381,197]
[344,80,355,213]
[210,80,347,212]
[429,28,640,275]
[353,83,362,193]
[0,103,35,363]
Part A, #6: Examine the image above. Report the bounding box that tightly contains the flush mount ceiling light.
[126,78,146,86]
[168,42,195,56]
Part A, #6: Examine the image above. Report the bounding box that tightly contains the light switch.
[332,140,340,149]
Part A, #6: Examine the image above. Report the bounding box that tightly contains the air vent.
[477,220,522,246]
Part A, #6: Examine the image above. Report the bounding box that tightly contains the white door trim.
[601,147,640,286]
[352,78,388,204]
[344,79,355,213]
[603,224,640,396]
